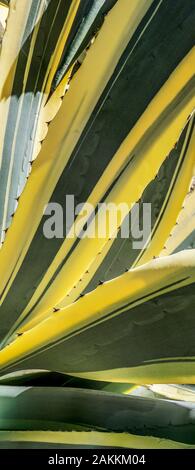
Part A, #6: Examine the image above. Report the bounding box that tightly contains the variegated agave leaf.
[0,386,194,448]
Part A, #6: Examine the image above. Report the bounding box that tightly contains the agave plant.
[0,0,194,449]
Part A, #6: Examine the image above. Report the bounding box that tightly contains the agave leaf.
[1,250,195,383]
[0,386,194,447]
[0,430,193,449]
